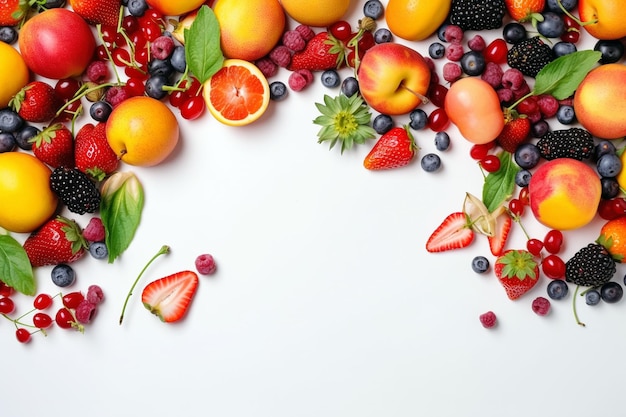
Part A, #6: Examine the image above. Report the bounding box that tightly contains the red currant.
[428,108,449,132]
[125,77,146,97]
[55,308,75,329]
[33,293,53,310]
[543,229,564,254]
[169,89,190,108]
[100,25,117,46]
[54,78,82,101]
[428,83,448,108]
[527,238,544,256]
[15,328,31,343]
[542,254,566,279]
[180,96,206,120]
[33,312,53,329]
[329,20,352,42]
[480,154,501,172]
[469,142,495,160]
[357,31,375,51]
[140,18,163,42]
[111,47,131,67]
[62,291,84,310]
[0,297,15,314]
[95,44,109,61]
[483,38,508,65]
[518,187,530,206]
[122,15,139,34]
[508,198,524,217]
[0,282,14,297]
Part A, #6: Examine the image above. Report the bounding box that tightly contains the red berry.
[0,297,15,314]
[527,238,544,256]
[329,20,352,41]
[55,308,75,329]
[469,142,495,160]
[0,282,14,297]
[111,47,131,67]
[33,312,53,329]
[357,31,375,51]
[479,311,497,328]
[531,296,551,316]
[543,230,564,254]
[480,154,501,172]
[54,78,82,101]
[180,96,206,120]
[428,84,448,108]
[508,198,524,217]
[518,187,530,205]
[428,108,449,132]
[195,254,217,275]
[15,328,31,343]
[33,293,53,310]
[483,38,508,65]
[62,291,84,309]
[542,254,566,279]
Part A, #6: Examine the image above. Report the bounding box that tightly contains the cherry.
[357,31,375,51]
[15,328,31,343]
[180,96,206,120]
[428,108,449,132]
[527,238,544,256]
[100,25,117,46]
[169,89,190,108]
[95,44,109,61]
[428,83,448,108]
[122,15,139,34]
[329,20,352,42]
[125,77,147,97]
[544,229,564,254]
[112,47,131,67]
[0,297,15,314]
[0,282,14,297]
[480,154,501,172]
[518,187,530,206]
[483,38,508,65]
[33,312,53,329]
[55,308,75,329]
[54,78,82,101]
[542,254,566,279]
[469,142,495,160]
[508,198,524,217]
[139,17,163,42]
[62,291,84,310]
[33,293,53,310]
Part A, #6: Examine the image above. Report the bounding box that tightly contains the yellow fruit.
[618,151,626,190]
[203,59,270,126]
[280,0,351,27]
[214,0,285,62]
[386,0,452,41]
[600,216,626,261]
[0,42,29,108]
[0,152,58,233]
[144,0,206,16]
[106,97,180,167]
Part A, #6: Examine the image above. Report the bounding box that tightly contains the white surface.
[4,2,626,417]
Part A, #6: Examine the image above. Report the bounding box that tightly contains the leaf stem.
[119,245,170,325]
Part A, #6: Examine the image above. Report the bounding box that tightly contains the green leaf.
[482,152,518,212]
[533,50,602,99]
[185,5,224,84]
[0,235,35,296]
[100,172,144,263]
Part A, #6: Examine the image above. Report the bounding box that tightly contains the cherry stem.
[119,245,170,325]
[573,285,586,327]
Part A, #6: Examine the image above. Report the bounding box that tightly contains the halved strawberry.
[426,212,475,253]
[141,271,199,323]
[488,207,512,256]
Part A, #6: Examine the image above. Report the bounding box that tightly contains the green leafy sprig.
[185,5,224,84]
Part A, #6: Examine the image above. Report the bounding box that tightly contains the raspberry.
[537,94,559,118]
[86,60,110,84]
[531,296,551,316]
[527,111,542,124]
[282,30,306,52]
[467,34,486,52]
[501,68,526,90]
[288,70,311,91]
[481,62,503,88]
[443,62,462,83]
[479,311,497,328]
[105,86,130,107]
[296,69,313,84]
[75,300,97,324]
[444,24,464,43]
[195,254,217,275]
[294,24,315,42]
[269,45,291,68]
[83,217,105,242]
[445,43,464,61]
[151,35,175,60]
[511,82,531,100]
[497,88,514,103]
[255,57,279,78]
[86,285,104,304]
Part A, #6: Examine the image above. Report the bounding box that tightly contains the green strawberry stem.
[572,285,586,327]
[119,245,170,325]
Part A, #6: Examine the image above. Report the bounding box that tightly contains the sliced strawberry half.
[426,212,475,253]
[488,207,513,257]
[141,271,199,323]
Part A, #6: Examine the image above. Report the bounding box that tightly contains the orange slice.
[202,59,270,127]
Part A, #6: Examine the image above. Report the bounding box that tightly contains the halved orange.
[202,59,270,127]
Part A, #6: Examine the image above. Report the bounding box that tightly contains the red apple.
[578,0,626,40]
[18,8,96,80]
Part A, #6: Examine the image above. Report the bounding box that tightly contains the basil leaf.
[482,152,518,212]
[533,50,601,99]
[0,235,35,296]
[185,5,224,84]
[100,172,144,263]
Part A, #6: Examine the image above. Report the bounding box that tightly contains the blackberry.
[449,0,506,31]
[50,167,101,215]
[565,243,617,287]
[536,127,594,161]
[507,37,554,77]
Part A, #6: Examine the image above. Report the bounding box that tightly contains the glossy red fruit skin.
[33,293,53,310]
[527,238,544,256]
[542,254,566,279]
[180,96,206,120]
[508,198,524,217]
[0,297,15,314]
[469,142,495,160]
[428,108,449,132]
[544,230,564,254]
[428,84,448,108]
[480,154,501,172]
[15,328,31,343]
[329,20,352,41]
[33,312,53,329]
[484,38,508,64]
[55,308,75,329]
[0,282,14,297]
[62,292,84,310]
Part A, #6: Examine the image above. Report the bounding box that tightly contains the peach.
[357,43,431,115]
[578,0,626,40]
[528,158,601,231]
[573,63,626,139]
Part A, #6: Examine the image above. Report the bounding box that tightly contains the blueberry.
[537,12,565,38]
[341,76,359,97]
[546,0,577,13]
[437,21,450,42]
[556,105,576,124]
[502,22,527,44]
[89,242,109,260]
[471,256,490,273]
[597,153,622,178]
[0,132,16,153]
[601,177,620,199]
[409,108,428,130]
[90,101,113,122]
[372,114,393,134]
[515,169,532,187]
[531,120,550,138]
[320,69,340,88]
[547,280,569,300]
[460,51,486,76]
[0,26,18,44]
[14,125,40,151]
[363,0,384,19]
[170,45,187,73]
[595,39,625,64]
[421,153,441,172]
[514,143,541,169]
[374,28,392,44]
[585,289,601,306]
[594,140,617,161]
[144,75,170,100]
[428,42,446,59]
[148,58,174,78]
[0,108,24,133]
[552,41,577,58]
[434,131,450,151]
[127,0,148,16]
[51,264,76,287]
[601,281,623,303]
[269,81,287,101]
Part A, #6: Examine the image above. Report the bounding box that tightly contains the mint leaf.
[185,5,224,84]
[482,152,518,212]
[100,172,144,263]
[533,50,601,99]
[0,235,35,296]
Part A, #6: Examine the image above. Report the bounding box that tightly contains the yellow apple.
[145,0,207,17]
[357,43,431,115]
[578,0,626,40]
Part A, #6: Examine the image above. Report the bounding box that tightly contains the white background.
[3,2,626,417]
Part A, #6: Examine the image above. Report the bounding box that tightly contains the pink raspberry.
[532,297,551,316]
[83,217,105,242]
[481,62,503,88]
[296,69,313,84]
[479,311,497,328]
[501,68,526,90]
[497,88,514,103]
[151,35,175,60]
[255,57,279,78]
[467,34,486,52]
[86,285,104,305]
[86,60,110,84]
[282,30,306,52]
[443,62,462,83]
[445,43,464,61]
[105,86,130,107]
[559,97,574,106]
[295,24,315,42]
[537,94,559,118]
[75,300,97,324]
[269,45,291,68]
[443,24,464,43]
[527,111,542,124]
[195,254,217,275]
[511,82,531,100]
[288,70,310,91]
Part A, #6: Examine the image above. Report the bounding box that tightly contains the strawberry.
[288,32,343,71]
[74,122,120,181]
[504,0,545,22]
[69,0,121,27]
[426,212,475,253]
[488,208,512,256]
[495,249,539,300]
[9,81,62,123]
[0,0,27,26]
[363,126,417,170]
[31,123,75,168]
[23,216,88,267]
[496,115,530,153]
[141,271,199,323]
